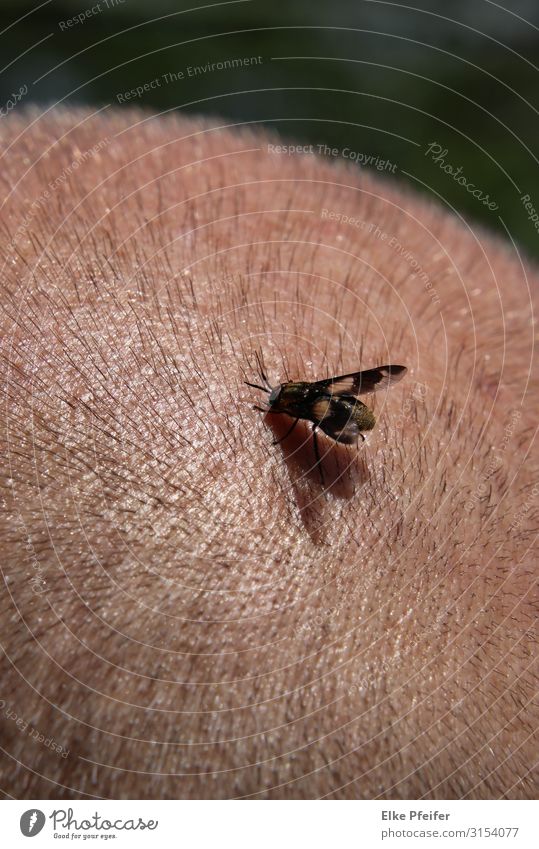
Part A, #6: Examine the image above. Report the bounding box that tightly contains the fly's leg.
[312,425,325,486]
[272,418,299,445]
[356,432,366,465]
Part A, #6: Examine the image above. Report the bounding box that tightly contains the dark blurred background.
[2,0,539,258]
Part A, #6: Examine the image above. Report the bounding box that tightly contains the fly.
[245,355,407,484]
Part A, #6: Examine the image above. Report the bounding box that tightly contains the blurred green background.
[2,0,539,258]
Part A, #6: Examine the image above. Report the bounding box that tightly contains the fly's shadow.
[267,412,369,499]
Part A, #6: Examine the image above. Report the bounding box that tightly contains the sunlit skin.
[0,108,537,799]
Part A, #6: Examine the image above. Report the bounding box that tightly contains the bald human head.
[0,107,536,799]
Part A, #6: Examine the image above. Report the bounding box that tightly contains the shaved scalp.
[0,108,537,799]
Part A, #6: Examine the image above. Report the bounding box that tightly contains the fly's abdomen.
[351,399,376,431]
[315,396,375,444]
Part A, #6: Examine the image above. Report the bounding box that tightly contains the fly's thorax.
[269,381,312,413]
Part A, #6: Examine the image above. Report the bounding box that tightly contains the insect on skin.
[245,356,407,484]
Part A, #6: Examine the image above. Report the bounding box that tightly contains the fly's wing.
[318,416,360,444]
[313,364,407,397]
[313,397,365,444]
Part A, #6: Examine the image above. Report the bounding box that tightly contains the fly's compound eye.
[268,385,282,405]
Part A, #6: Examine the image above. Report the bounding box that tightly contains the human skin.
[0,107,537,799]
